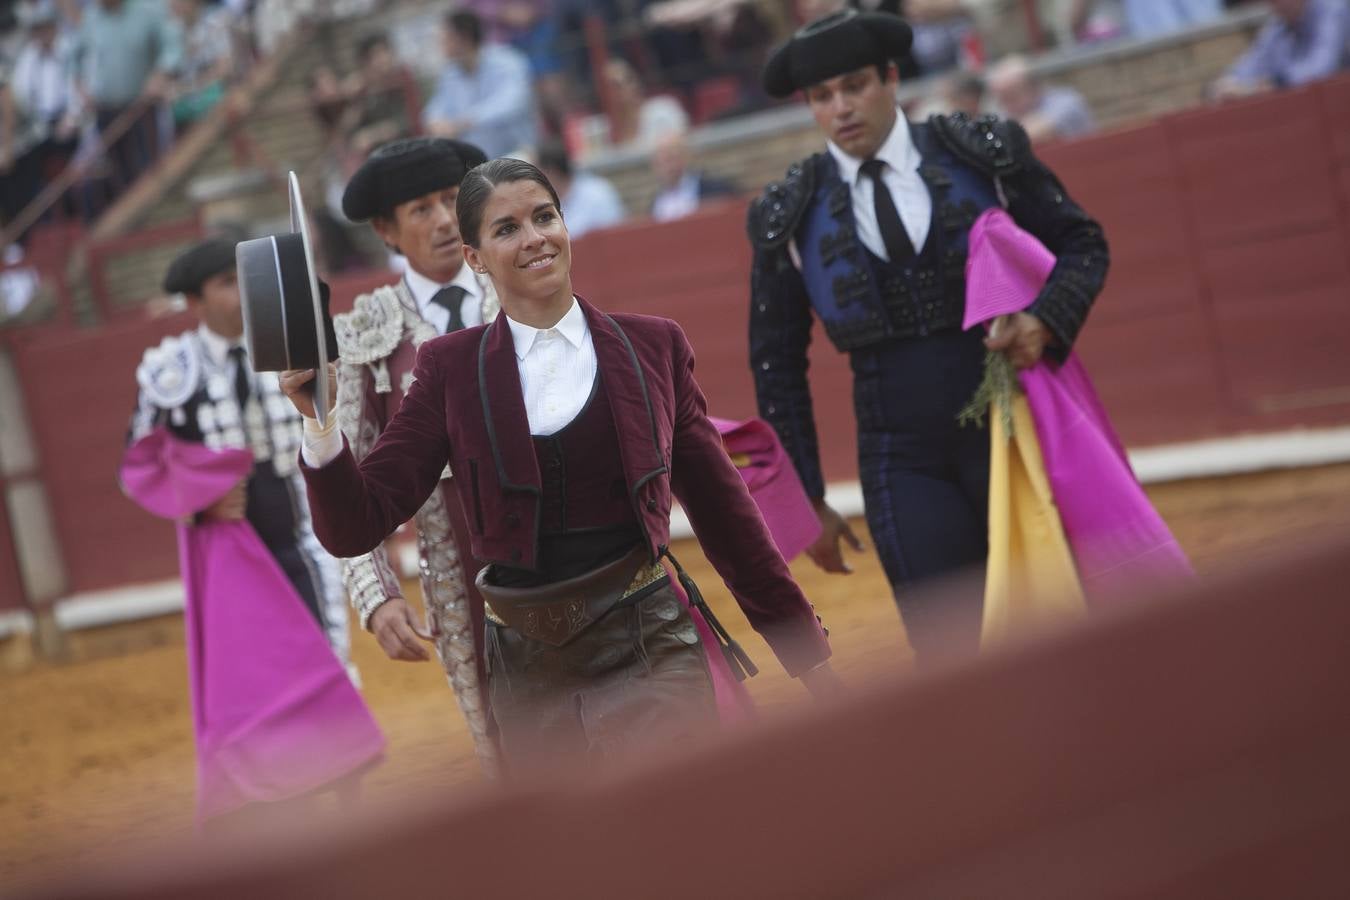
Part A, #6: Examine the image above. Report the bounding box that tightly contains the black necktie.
[429,285,468,334]
[227,345,251,410]
[860,158,915,265]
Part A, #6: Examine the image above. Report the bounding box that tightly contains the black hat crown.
[762,9,913,99]
[236,173,335,426]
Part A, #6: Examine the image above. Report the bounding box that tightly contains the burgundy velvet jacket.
[303,298,831,676]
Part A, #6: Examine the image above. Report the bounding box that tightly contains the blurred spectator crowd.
[0,0,270,238]
[3,0,1349,317]
[304,0,1350,273]
[0,0,383,321]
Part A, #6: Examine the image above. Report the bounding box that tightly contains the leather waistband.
[477,546,667,647]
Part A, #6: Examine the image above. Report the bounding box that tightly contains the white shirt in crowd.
[303,297,597,466]
[651,172,701,223]
[800,113,933,266]
[403,261,485,336]
[11,37,78,126]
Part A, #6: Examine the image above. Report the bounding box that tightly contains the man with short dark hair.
[128,238,351,662]
[331,136,502,771]
[121,239,381,820]
[421,9,536,157]
[747,10,1109,659]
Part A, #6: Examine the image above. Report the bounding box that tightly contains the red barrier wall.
[12,77,1350,595]
[32,538,1350,899]
[8,313,196,594]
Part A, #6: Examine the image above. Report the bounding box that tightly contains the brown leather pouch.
[475,546,651,647]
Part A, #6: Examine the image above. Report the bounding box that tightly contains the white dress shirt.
[825,114,933,262]
[12,39,77,128]
[404,263,485,336]
[196,322,253,390]
[505,297,597,437]
[303,297,596,465]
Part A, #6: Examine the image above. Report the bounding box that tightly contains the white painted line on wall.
[1127,427,1350,483]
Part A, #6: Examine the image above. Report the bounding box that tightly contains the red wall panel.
[1167,90,1339,247]
[1200,227,1350,413]
[11,314,195,592]
[1043,123,1228,445]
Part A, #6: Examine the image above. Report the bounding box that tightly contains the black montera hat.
[341,136,488,222]
[236,173,337,426]
[762,9,913,99]
[162,237,237,296]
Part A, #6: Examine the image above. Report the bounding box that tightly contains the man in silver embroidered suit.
[128,238,352,668]
[332,137,500,769]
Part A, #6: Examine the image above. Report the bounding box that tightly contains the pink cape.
[964,209,1193,600]
[120,429,384,821]
[711,416,822,563]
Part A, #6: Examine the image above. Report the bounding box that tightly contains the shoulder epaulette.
[929,113,1031,179]
[334,285,406,366]
[135,332,201,409]
[747,154,822,250]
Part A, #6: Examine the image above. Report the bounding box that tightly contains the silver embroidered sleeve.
[127,389,164,444]
[336,358,407,631]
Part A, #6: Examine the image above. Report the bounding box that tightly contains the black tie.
[860,158,915,265]
[429,285,468,334]
[227,345,251,410]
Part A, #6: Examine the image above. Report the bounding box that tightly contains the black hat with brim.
[163,237,237,296]
[341,136,488,222]
[236,173,337,426]
[762,9,913,99]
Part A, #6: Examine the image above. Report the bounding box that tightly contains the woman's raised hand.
[279,363,337,420]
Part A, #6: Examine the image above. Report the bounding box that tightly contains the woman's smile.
[520,252,558,270]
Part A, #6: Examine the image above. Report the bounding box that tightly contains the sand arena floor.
[3,464,1349,891]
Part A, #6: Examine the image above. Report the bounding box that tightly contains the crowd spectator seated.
[642,1,794,111]
[3,4,81,226]
[858,1,977,74]
[73,0,180,204]
[167,0,237,131]
[928,69,986,116]
[815,0,1227,67]
[988,54,1096,142]
[1043,0,1222,45]
[304,38,420,274]
[536,137,625,238]
[422,9,537,159]
[463,1,568,130]
[1213,0,1349,99]
[648,130,738,222]
[344,33,415,156]
[570,58,688,161]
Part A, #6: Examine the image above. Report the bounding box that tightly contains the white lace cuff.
[301,414,342,468]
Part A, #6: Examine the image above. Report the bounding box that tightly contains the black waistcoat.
[491,374,642,588]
